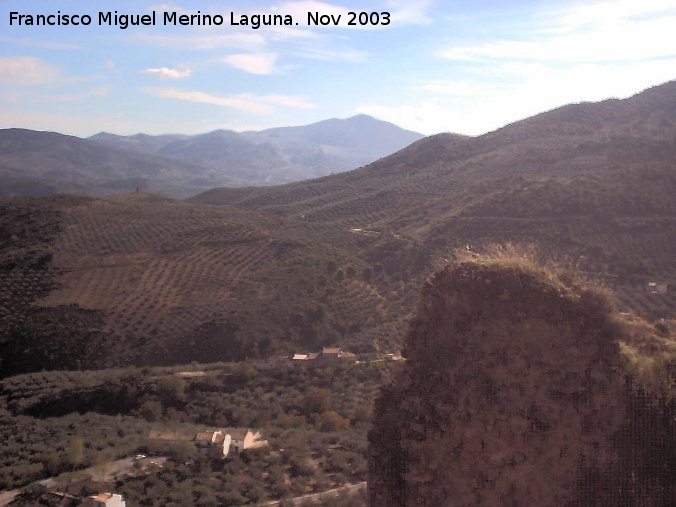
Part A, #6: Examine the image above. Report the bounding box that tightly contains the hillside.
[194,81,676,221]
[194,80,676,319]
[2,81,675,378]
[0,193,413,377]
[368,259,675,506]
[90,115,424,185]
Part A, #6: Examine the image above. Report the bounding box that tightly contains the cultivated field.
[28,193,399,368]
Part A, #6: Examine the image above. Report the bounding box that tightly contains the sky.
[1,0,675,137]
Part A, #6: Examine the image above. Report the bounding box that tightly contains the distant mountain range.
[0,129,222,198]
[0,115,423,198]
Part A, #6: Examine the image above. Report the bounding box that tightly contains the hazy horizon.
[3,112,425,139]
[3,1,676,137]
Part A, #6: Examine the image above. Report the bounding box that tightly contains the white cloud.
[134,3,382,71]
[441,1,676,64]
[145,87,315,113]
[146,88,273,113]
[419,80,500,96]
[0,56,58,85]
[478,60,676,118]
[144,67,192,79]
[259,94,315,109]
[386,0,433,25]
[356,101,447,136]
[550,0,676,34]
[363,57,676,136]
[414,1,676,135]
[266,26,320,41]
[222,53,278,75]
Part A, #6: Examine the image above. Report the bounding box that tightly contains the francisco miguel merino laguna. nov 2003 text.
[8,10,392,29]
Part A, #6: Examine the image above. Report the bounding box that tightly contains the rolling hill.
[194,80,676,318]
[1,80,675,377]
[193,80,676,222]
[0,129,236,199]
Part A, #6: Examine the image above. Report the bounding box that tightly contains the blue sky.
[1,0,675,136]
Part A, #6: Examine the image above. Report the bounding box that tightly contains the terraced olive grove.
[1,192,410,376]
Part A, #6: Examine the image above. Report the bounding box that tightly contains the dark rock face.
[368,263,672,506]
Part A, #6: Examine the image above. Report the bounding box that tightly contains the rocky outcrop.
[369,261,674,506]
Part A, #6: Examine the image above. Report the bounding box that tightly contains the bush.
[316,411,349,432]
[139,400,163,422]
[302,388,332,415]
[173,440,197,461]
[157,376,187,404]
[67,437,85,468]
[275,413,307,429]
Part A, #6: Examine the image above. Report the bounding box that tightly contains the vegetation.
[0,193,409,377]
[0,360,386,504]
[4,101,676,374]
[1,79,676,505]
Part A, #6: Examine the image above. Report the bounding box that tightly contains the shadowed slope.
[368,260,674,506]
[193,81,676,320]
[1,193,409,376]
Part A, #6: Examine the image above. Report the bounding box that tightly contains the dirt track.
[259,481,366,506]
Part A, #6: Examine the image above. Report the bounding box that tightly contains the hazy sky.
[2,0,675,136]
